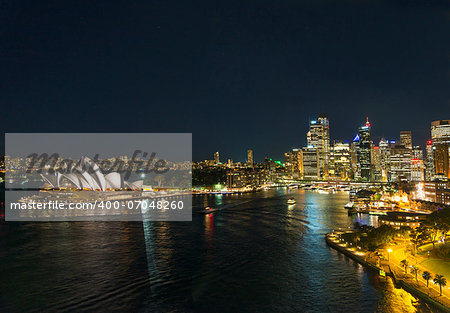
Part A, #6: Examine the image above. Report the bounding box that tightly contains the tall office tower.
[284,151,293,178]
[389,143,412,182]
[318,113,330,176]
[284,149,303,179]
[412,146,423,160]
[214,151,220,164]
[400,131,412,149]
[356,118,372,181]
[431,120,450,179]
[411,159,425,182]
[307,114,330,179]
[227,159,233,168]
[379,138,390,182]
[431,120,450,145]
[302,147,319,180]
[371,146,382,181]
[247,149,253,167]
[350,140,359,178]
[291,148,303,179]
[434,144,450,178]
[329,141,351,180]
[425,140,434,181]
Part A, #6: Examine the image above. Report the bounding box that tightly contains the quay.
[325,232,450,313]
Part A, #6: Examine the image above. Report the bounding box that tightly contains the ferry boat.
[287,198,296,205]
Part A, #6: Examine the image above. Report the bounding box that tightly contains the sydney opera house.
[40,156,144,191]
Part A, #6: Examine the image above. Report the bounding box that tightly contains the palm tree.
[400,259,409,273]
[434,274,447,296]
[422,271,432,288]
[410,265,419,282]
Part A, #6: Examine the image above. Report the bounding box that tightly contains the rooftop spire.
[365,117,371,127]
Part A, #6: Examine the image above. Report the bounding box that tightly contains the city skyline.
[1,1,449,161]
[201,116,446,163]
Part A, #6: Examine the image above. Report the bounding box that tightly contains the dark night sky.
[1,0,449,162]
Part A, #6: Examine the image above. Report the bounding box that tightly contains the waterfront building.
[302,147,319,180]
[226,167,267,189]
[378,212,427,229]
[284,149,303,179]
[400,131,412,149]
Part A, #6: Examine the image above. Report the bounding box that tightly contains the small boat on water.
[344,201,354,209]
[287,198,296,205]
[199,207,219,214]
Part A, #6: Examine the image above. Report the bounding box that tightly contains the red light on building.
[427,140,432,145]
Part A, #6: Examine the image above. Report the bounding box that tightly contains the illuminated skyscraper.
[411,159,425,182]
[329,141,351,180]
[247,149,253,167]
[284,149,303,179]
[302,147,319,180]
[306,114,330,179]
[431,120,450,179]
[214,151,220,164]
[389,144,412,182]
[357,118,372,181]
[434,144,449,178]
[431,120,450,145]
[425,140,434,181]
[412,146,423,160]
[379,138,390,182]
[371,146,382,181]
[400,131,412,149]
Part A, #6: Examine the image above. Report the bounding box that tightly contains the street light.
[387,248,392,261]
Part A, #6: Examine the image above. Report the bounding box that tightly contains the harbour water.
[0,189,437,312]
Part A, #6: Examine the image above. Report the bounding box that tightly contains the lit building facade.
[388,144,412,182]
[356,118,372,181]
[306,114,330,179]
[329,141,351,180]
[410,158,425,182]
[214,151,220,164]
[400,131,412,149]
[247,149,253,167]
[302,147,319,180]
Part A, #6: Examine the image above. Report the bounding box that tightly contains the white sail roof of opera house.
[41,156,143,191]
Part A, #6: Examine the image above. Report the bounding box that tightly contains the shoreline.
[325,232,450,313]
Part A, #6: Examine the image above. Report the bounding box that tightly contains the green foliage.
[192,168,226,187]
[434,274,447,295]
[341,225,396,251]
[401,259,409,273]
[423,271,432,287]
